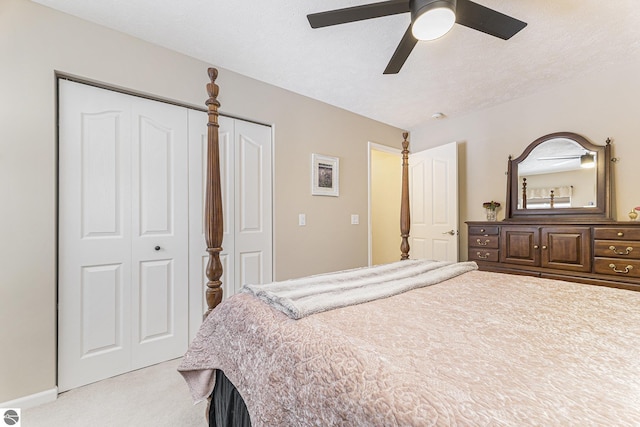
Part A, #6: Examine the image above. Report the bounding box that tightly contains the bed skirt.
[210,370,251,427]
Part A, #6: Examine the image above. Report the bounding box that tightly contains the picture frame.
[311,153,339,197]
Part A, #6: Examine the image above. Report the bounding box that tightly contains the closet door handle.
[442,230,455,236]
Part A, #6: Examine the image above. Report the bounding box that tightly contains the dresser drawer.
[469,235,499,249]
[468,226,498,236]
[594,258,640,278]
[468,248,499,262]
[594,240,640,259]
[594,227,640,241]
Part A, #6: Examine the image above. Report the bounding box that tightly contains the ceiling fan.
[307,0,527,74]
[538,152,596,169]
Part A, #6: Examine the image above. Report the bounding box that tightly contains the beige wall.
[0,0,402,403]
[410,56,640,260]
[371,148,402,265]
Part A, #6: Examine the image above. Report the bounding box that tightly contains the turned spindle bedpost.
[204,68,224,318]
[400,132,411,260]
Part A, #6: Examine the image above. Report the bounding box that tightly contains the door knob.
[442,230,456,236]
[155,246,161,251]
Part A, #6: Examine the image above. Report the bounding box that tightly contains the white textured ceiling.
[32,0,640,129]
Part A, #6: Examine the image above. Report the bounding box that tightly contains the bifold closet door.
[58,81,188,391]
[188,113,273,341]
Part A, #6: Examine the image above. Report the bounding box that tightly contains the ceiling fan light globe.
[412,7,455,40]
[580,153,595,168]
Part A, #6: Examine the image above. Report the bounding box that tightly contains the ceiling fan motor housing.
[411,0,457,22]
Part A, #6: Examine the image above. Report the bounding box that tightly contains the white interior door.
[409,141,459,261]
[58,81,188,391]
[188,114,272,341]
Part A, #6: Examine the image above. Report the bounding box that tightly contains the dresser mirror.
[505,132,612,221]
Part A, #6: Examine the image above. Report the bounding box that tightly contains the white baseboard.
[0,387,58,409]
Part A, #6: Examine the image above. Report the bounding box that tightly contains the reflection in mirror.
[517,138,598,209]
[506,132,612,221]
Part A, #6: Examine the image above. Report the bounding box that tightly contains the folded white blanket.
[242,259,478,319]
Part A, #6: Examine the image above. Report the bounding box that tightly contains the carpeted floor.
[22,358,206,426]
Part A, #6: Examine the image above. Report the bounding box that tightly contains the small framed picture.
[311,153,339,197]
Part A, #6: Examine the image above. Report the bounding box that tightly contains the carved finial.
[206,67,220,108]
[605,137,612,145]
[402,132,409,150]
[208,67,218,81]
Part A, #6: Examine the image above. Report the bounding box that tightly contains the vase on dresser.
[486,208,497,221]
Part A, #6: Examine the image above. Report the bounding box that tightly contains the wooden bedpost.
[400,132,410,260]
[204,67,224,318]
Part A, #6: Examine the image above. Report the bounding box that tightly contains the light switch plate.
[351,214,359,225]
[299,213,306,226]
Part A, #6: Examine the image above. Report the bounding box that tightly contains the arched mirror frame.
[505,132,612,221]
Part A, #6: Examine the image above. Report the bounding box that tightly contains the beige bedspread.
[179,270,640,426]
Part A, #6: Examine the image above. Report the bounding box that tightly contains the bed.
[178,68,640,426]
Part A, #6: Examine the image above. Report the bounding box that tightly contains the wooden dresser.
[467,221,640,292]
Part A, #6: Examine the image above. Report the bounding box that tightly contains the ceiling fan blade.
[455,0,527,40]
[307,0,410,29]
[384,25,418,74]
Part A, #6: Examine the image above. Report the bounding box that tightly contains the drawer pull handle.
[476,239,490,246]
[533,245,539,249]
[480,228,485,233]
[617,232,624,237]
[608,263,634,274]
[477,252,490,259]
[542,245,548,250]
[608,245,633,255]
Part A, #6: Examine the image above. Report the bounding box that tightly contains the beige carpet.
[22,358,206,426]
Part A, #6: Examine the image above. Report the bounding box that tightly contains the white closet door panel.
[58,80,132,391]
[131,98,188,368]
[138,259,172,340]
[81,112,122,238]
[80,264,124,356]
[138,117,172,235]
[239,251,263,286]
[234,120,273,289]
